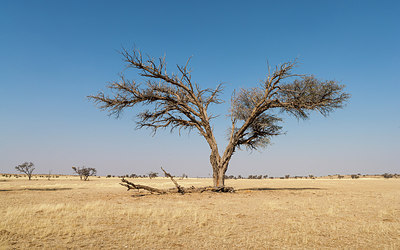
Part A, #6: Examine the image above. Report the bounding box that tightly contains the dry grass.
[0,176,399,249]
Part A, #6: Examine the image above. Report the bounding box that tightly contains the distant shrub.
[148,172,158,179]
[383,173,393,179]
[351,174,360,179]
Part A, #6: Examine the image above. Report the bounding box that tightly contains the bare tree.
[72,166,97,181]
[148,171,158,179]
[15,162,35,180]
[89,48,350,187]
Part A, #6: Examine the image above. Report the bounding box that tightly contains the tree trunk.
[209,140,236,187]
[205,123,238,188]
[213,167,226,187]
[210,153,230,187]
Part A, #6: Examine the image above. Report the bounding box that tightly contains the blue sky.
[1,0,399,177]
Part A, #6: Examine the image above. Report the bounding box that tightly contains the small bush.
[148,172,158,179]
[383,173,393,179]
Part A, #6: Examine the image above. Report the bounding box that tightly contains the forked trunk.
[209,139,236,187]
[213,167,226,187]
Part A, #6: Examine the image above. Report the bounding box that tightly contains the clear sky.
[1,0,399,177]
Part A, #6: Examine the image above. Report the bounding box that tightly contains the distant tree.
[89,48,350,187]
[285,175,290,179]
[15,162,35,180]
[383,173,393,179]
[148,172,158,179]
[72,166,97,181]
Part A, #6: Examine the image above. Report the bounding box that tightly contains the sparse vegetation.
[1,176,397,248]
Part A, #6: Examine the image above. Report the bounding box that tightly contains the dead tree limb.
[161,167,185,194]
[120,177,235,195]
[120,178,167,194]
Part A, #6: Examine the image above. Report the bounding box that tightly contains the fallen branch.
[120,168,235,195]
[120,178,167,194]
[161,167,185,194]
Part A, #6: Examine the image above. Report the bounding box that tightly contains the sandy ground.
[0,176,399,249]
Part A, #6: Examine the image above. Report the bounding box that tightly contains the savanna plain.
[0,175,399,249]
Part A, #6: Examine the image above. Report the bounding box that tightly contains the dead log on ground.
[120,168,235,194]
[120,178,167,194]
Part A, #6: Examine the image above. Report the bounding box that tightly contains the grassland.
[0,176,399,249]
